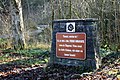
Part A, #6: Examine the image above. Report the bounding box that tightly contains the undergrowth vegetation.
[0,43,50,66]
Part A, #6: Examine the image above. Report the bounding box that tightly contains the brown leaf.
[102,75,107,79]
[117,75,120,80]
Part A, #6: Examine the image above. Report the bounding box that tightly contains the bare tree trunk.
[10,0,26,50]
[51,0,54,29]
[67,0,72,19]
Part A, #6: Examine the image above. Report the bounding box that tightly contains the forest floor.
[0,49,119,80]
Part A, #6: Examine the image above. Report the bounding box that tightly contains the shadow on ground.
[0,51,119,80]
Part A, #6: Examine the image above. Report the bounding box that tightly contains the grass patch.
[0,56,8,62]
[0,42,50,68]
[0,48,50,66]
[0,54,11,63]
[26,43,51,50]
[2,48,50,57]
[100,48,113,58]
[15,49,47,57]
[7,58,47,66]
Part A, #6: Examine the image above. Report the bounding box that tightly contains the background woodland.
[0,0,120,51]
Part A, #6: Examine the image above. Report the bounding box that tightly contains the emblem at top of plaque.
[66,22,75,32]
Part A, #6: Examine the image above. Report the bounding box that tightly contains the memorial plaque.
[56,33,86,60]
[51,19,99,70]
